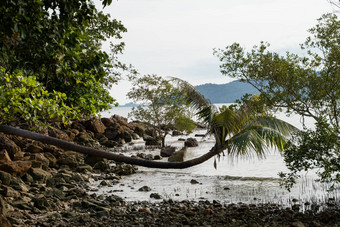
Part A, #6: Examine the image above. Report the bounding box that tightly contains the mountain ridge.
[195,80,259,103]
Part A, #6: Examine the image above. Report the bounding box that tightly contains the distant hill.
[118,102,139,107]
[195,80,258,103]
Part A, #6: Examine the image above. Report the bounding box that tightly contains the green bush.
[0,67,79,127]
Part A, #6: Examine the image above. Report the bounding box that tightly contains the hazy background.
[95,0,335,104]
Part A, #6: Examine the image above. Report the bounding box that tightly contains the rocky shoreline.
[0,115,340,226]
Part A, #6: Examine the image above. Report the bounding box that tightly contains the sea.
[93,104,339,209]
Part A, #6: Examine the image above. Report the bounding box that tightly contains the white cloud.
[96,0,334,104]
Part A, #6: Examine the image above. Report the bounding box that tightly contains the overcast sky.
[96,0,335,104]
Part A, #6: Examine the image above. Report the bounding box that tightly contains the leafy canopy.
[127,75,195,147]
[214,13,339,189]
[0,0,127,125]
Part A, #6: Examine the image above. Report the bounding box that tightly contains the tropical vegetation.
[127,74,195,147]
[0,0,126,126]
[214,13,339,189]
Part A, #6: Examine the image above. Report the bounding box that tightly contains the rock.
[102,140,118,148]
[28,168,52,183]
[86,118,106,134]
[114,164,136,176]
[104,128,120,140]
[131,133,140,140]
[105,195,124,204]
[160,146,176,157]
[154,155,162,160]
[10,177,29,192]
[123,132,132,143]
[168,147,187,162]
[48,128,70,141]
[132,124,145,137]
[0,150,11,162]
[136,153,146,159]
[76,165,93,173]
[99,180,109,186]
[0,170,11,185]
[118,138,126,145]
[101,118,115,127]
[0,196,7,216]
[76,131,95,145]
[1,186,20,198]
[25,144,43,153]
[144,136,161,146]
[0,161,32,177]
[84,155,105,166]
[0,215,11,227]
[291,221,306,227]
[112,115,129,127]
[172,130,182,136]
[57,153,79,169]
[150,193,162,200]
[190,179,199,184]
[185,138,198,147]
[138,186,151,192]
[0,134,24,160]
[29,153,49,170]
[93,161,110,171]
[43,152,57,168]
[45,188,65,200]
[145,154,154,160]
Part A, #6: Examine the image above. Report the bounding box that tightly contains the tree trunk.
[0,125,219,169]
[161,136,165,148]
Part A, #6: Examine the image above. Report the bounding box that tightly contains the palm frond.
[227,128,268,158]
[249,116,299,136]
[171,77,218,123]
[227,123,291,158]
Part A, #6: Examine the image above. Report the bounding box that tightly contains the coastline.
[0,116,339,226]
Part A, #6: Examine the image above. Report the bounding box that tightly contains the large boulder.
[48,128,70,141]
[123,132,132,143]
[25,144,43,153]
[112,115,129,128]
[168,147,187,162]
[75,131,95,145]
[0,134,24,160]
[160,146,176,157]
[0,161,32,177]
[28,168,52,183]
[128,122,145,137]
[185,138,199,147]
[57,152,80,169]
[29,153,50,170]
[144,136,161,146]
[85,118,106,134]
[104,128,120,140]
[101,117,116,128]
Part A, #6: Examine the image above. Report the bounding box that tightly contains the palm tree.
[0,78,298,169]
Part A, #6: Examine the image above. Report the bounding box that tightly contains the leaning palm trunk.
[0,78,298,169]
[0,124,220,169]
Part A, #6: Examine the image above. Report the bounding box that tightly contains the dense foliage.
[214,13,339,189]
[127,75,195,147]
[0,67,77,127]
[0,0,126,125]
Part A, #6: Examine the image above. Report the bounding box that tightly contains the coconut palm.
[0,78,298,169]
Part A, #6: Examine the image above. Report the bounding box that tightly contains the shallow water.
[93,106,339,209]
